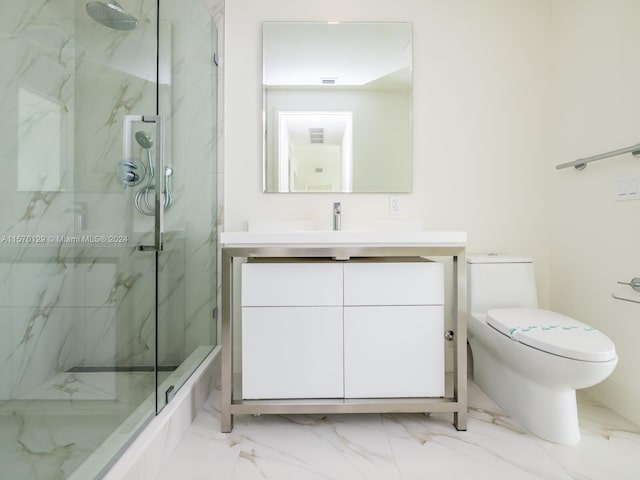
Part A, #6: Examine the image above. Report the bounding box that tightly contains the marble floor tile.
[381,379,572,480]
[154,392,250,480]
[155,379,640,480]
[0,371,156,480]
[0,410,123,480]
[233,414,402,480]
[14,371,152,402]
[382,411,572,480]
[532,393,640,480]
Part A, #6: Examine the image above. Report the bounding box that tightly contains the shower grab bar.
[612,293,640,305]
[618,278,640,292]
[611,277,640,304]
[556,143,640,170]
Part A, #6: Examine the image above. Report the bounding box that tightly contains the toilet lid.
[486,308,616,362]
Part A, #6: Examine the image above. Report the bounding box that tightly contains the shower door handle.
[125,114,164,252]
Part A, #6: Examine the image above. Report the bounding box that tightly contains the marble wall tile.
[81,262,118,307]
[1,264,81,308]
[82,306,118,367]
[11,306,82,398]
[73,0,158,190]
[184,271,216,355]
[72,192,132,236]
[0,261,78,308]
[182,169,216,356]
[1,0,219,400]
[2,27,75,194]
[0,309,15,400]
[112,271,155,367]
[0,2,76,235]
[0,1,82,402]
[158,268,186,365]
[163,0,218,358]
[0,1,220,478]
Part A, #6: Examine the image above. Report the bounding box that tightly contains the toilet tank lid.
[467,255,533,264]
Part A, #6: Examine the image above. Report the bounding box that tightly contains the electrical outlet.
[389,196,401,215]
[614,177,640,201]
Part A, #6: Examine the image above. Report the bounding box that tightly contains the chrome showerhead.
[86,1,139,31]
[135,130,154,178]
[135,130,153,150]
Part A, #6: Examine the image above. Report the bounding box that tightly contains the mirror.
[262,22,412,193]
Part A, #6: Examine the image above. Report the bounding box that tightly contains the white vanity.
[220,230,467,433]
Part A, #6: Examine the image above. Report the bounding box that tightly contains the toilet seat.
[486,308,616,362]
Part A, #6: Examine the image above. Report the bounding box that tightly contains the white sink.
[247,219,426,233]
[221,219,466,248]
[220,230,466,247]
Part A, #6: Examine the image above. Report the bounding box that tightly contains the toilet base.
[470,338,581,445]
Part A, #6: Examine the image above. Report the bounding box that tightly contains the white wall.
[224,0,640,425]
[225,0,552,304]
[549,0,640,425]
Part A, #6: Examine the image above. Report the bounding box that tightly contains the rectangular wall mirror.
[262,22,413,193]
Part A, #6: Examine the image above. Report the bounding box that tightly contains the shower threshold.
[67,365,178,373]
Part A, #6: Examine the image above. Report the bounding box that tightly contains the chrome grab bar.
[612,293,640,305]
[125,114,164,252]
[556,143,640,170]
[618,278,640,292]
[612,277,640,304]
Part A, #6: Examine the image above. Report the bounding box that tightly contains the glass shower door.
[154,1,218,414]
[0,1,161,478]
[1,0,218,476]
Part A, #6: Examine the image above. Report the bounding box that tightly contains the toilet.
[466,255,617,445]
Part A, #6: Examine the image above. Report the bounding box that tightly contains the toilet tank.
[467,255,538,315]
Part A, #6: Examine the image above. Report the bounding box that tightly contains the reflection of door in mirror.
[278,111,352,192]
[263,22,412,193]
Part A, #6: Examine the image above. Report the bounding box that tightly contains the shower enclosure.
[0,1,219,478]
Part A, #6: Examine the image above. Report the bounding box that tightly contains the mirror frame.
[262,21,413,194]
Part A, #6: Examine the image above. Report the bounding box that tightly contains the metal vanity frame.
[220,244,467,433]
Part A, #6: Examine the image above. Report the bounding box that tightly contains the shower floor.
[0,370,162,480]
[0,346,213,480]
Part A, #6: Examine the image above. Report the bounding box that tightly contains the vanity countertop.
[220,230,467,248]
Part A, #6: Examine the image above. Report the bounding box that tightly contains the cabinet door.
[242,306,344,399]
[344,262,444,306]
[242,263,343,307]
[344,306,444,398]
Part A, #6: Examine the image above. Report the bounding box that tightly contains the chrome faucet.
[64,202,87,231]
[333,202,341,231]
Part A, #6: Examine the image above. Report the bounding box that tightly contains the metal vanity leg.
[453,253,468,431]
[221,249,234,432]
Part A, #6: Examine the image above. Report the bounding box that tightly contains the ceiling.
[263,22,412,88]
